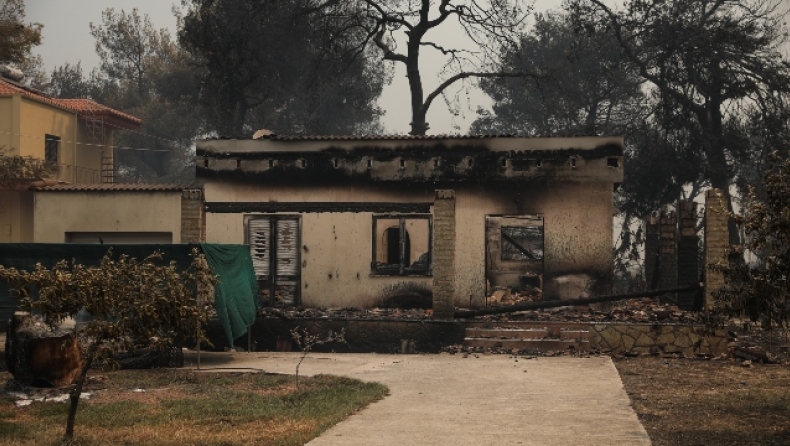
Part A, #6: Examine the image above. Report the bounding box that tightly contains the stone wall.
[204,317,727,356]
[180,188,205,243]
[644,215,660,289]
[677,200,699,309]
[659,211,677,304]
[432,190,456,318]
[704,189,728,309]
[590,323,726,356]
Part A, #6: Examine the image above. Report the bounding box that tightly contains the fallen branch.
[454,286,702,319]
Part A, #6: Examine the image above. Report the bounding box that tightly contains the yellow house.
[0,76,142,242]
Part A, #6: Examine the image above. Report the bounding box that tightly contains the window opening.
[501,226,544,261]
[44,134,60,165]
[373,215,431,275]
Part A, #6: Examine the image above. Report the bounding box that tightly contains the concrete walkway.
[185,352,651,445]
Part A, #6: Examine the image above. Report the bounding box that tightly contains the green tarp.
[200,244,260,344]
[0,243,259,346]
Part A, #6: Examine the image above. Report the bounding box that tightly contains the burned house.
[196,134,623,314]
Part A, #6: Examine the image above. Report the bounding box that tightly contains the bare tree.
[309,0,541,135]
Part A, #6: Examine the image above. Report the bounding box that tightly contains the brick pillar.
[704,189,728,310]
[659,211,677,304]
[180,188,205,243]
[677,200,699,310]
[432,190,456,318]
[644,214,660,290]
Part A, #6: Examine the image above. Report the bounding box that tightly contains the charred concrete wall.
[197,135,623,309]
[201,180,615,308]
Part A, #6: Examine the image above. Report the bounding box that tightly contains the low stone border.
[589,323,727,356]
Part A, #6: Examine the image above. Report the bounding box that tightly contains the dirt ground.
[614,357,790,446]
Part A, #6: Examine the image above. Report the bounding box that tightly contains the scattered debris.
[258,297,703,324]
[5,388,92,407]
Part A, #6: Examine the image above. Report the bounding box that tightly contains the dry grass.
[0,369,387,446]
[615,357,790,446]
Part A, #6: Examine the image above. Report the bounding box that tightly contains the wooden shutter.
[248,218,271,280]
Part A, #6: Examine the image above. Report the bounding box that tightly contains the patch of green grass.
[0,370,387,446]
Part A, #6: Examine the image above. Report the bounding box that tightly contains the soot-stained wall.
[198,135,622,309]
[202,181,614,308]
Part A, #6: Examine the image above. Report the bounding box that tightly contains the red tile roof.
[29,183,189,192]
[0,78,142,128]
[56,98,142,127]
[239,133,601,141]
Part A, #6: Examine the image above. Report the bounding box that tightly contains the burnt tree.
[308,0,541,135]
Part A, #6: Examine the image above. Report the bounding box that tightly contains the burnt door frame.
[245,215,301,306]
[485,214,545,301]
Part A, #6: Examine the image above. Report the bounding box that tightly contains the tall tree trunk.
[406,41,428,135]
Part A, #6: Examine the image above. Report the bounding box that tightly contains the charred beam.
[205,202,433,214]
[453,286,702,319]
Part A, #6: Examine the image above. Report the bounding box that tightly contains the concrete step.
[465,327,590,340]
[463,337,590,352]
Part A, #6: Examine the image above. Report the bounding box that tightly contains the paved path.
[185,352,651,445]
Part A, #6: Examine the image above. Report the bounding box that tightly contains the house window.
[45,134,60,164]
[372,215,431,275]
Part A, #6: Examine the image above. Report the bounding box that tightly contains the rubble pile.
[258,297,702,324]
[440,344,601,358]
[724,325,789,364]
[478,298,702,323]
[259,306,435,320]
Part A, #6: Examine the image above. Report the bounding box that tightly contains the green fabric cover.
[200,243,260,345]
[0,243,260,346]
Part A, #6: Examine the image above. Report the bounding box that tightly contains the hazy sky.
[26,1,570,135]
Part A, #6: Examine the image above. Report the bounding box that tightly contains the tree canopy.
[471,11,645,137]
[572,0,790,241]
[179,0,388,137]
[0,0,41,66]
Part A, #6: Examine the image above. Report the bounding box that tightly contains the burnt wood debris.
[454,286,702,319]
